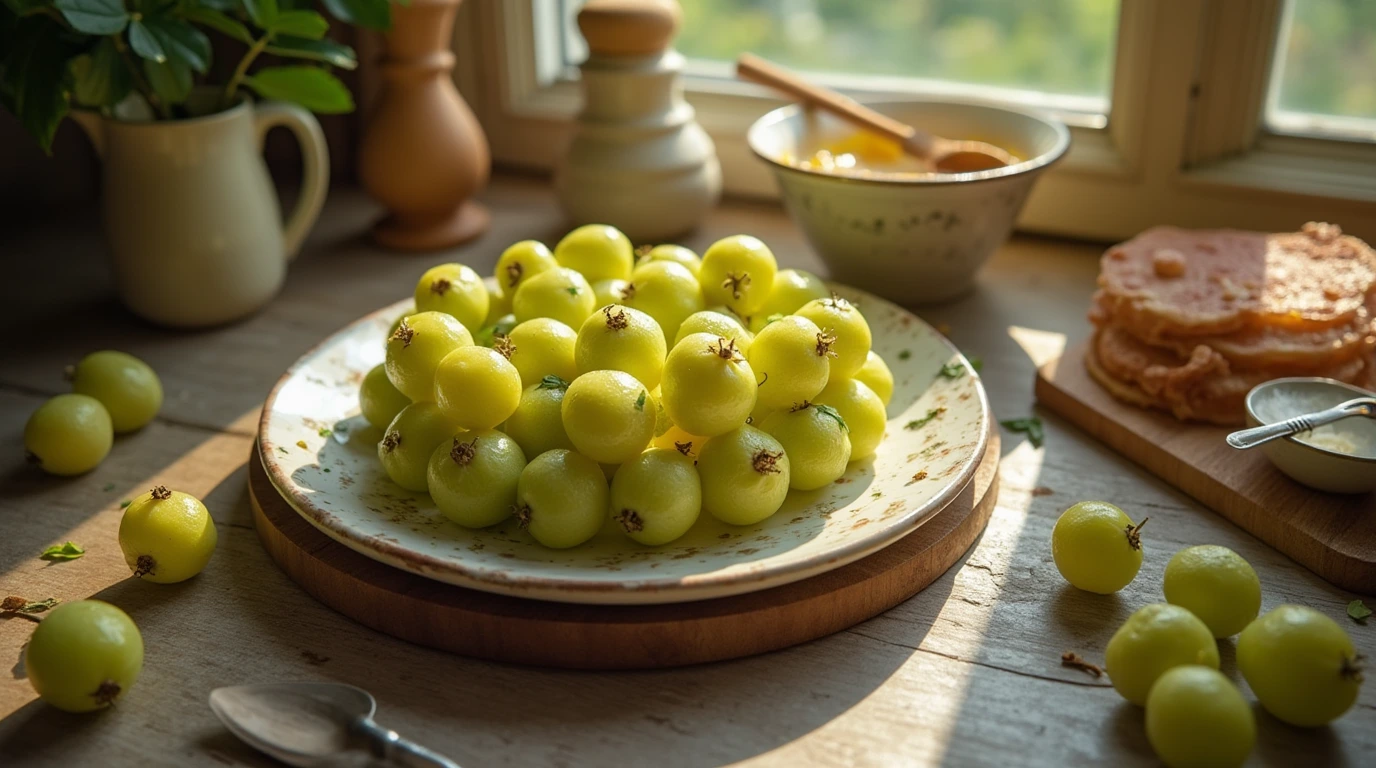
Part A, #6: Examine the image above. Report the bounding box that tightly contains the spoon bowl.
[210,683,373,766]
[736,52,1018,172]
[210,682,459,767]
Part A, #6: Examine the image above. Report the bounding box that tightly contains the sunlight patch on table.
[1009,326,1067,368]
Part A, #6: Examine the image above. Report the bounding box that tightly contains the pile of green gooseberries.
[23,351,163,475]
[1051,501,1365,768]
[358,224,899,549]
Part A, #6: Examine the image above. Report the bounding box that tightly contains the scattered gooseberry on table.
[1237,604,1364,727]
[119,485,217,583]
[67,350,162,433]
[1104,603,1220,705]
[24,393,113,476]
[1051,501,1146,594]
[25,600,143,713]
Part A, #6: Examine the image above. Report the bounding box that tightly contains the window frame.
[453,0,1376,242]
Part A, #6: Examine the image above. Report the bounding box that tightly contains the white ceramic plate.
[258,284,990,604]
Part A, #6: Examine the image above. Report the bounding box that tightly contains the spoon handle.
[357,717,461,768]
[1226,406,1356,450]
[735,53,933,157]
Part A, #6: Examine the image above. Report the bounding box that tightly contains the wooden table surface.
[1,176,1372,767]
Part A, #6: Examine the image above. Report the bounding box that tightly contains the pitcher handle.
[254,102,329,261]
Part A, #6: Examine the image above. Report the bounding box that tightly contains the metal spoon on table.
[735,52,1019,173]
[210,682,460,767]
[1226,396,1376,450]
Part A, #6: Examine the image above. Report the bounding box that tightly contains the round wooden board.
[248,428,999,669]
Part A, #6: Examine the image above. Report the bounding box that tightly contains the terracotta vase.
[359,0,490,250]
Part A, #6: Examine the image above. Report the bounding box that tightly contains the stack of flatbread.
[1087,222,1376,425]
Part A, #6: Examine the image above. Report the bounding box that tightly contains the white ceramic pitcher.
[72,97,329,328]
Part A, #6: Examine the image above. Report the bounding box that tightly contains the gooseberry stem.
[1125,517,1149,550]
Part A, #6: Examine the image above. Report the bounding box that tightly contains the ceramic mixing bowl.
[747,100,1069,304]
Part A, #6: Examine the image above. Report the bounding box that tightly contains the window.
[1266,0,1376,141]
[457,0,1376,242]
[561,0,1119,119]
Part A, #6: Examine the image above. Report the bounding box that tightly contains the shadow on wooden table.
[0,454,948,767]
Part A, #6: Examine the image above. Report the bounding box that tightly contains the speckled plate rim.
[255,288,991,604]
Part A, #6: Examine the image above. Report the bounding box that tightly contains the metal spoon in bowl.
[209,682,460,767]
[1226,397,1376,450]
[735,52,1019,174]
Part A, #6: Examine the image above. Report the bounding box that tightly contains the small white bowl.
[747,99,1069,304]
[1245,377,1376,494]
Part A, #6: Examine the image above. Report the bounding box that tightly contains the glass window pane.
[1268,0,1376,140]
[561,0,1119,115]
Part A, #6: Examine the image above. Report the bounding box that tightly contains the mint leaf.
[565,286,580,296]
[243,0,278,27]
[127,19,166,63]
[1000,417,1045,448]
[143,55,192,107]
[185,6,253,44]
[320,0,389,30]
[905,407,945,431]
[271,9,328,39]
[245,66,354,113]
[1,17,80,152]
[538,375,570,390]
[120,499,132,508]
[40,541,85,560]
[938,361,966,380]
[265,36,357,69]
[897,350,911,361]
[143,16,212,73]
[318,427,332,437]
[1348,600,1372,623]
[1,596,59,615]
[54,0,128,35]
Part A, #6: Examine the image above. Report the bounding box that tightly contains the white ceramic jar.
[555,1,720,242]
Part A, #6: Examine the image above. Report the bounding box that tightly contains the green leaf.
[320,0,388,30]
[40,541,85,560]
[937,361,966,380]
[538,375,570,391]
[264,36,356,69]
[0,17,78,152]
[270,9,327,39]
[318,427,332,437]
[54,0,129,35]
[143,55,192,106]
[242,0,276,27]
[196,0,241,10]
[70,38,132,108]
[143,16,212,73]
[970,356,983,372]
[814,403,848,431]
[905,407,945,431]
[245,66,353,112]
[1000,417,1045,448]
[0,596,60,614]
[184,6,252,44]
[127,19,165,62]
[120,499,133,508]
[635,390,647,411]
[897,349,911,361]
[1348,600,1372,623]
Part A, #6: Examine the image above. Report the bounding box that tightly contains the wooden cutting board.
[248,428,999,670]
[1036,340,1376,595]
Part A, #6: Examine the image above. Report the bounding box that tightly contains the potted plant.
[0,0,390,327]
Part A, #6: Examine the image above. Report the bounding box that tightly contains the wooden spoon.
[736,53,1018,174]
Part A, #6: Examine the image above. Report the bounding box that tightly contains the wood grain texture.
[249,429,999,669]
[2,179,1375,767]
[1036,341,1376,594]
